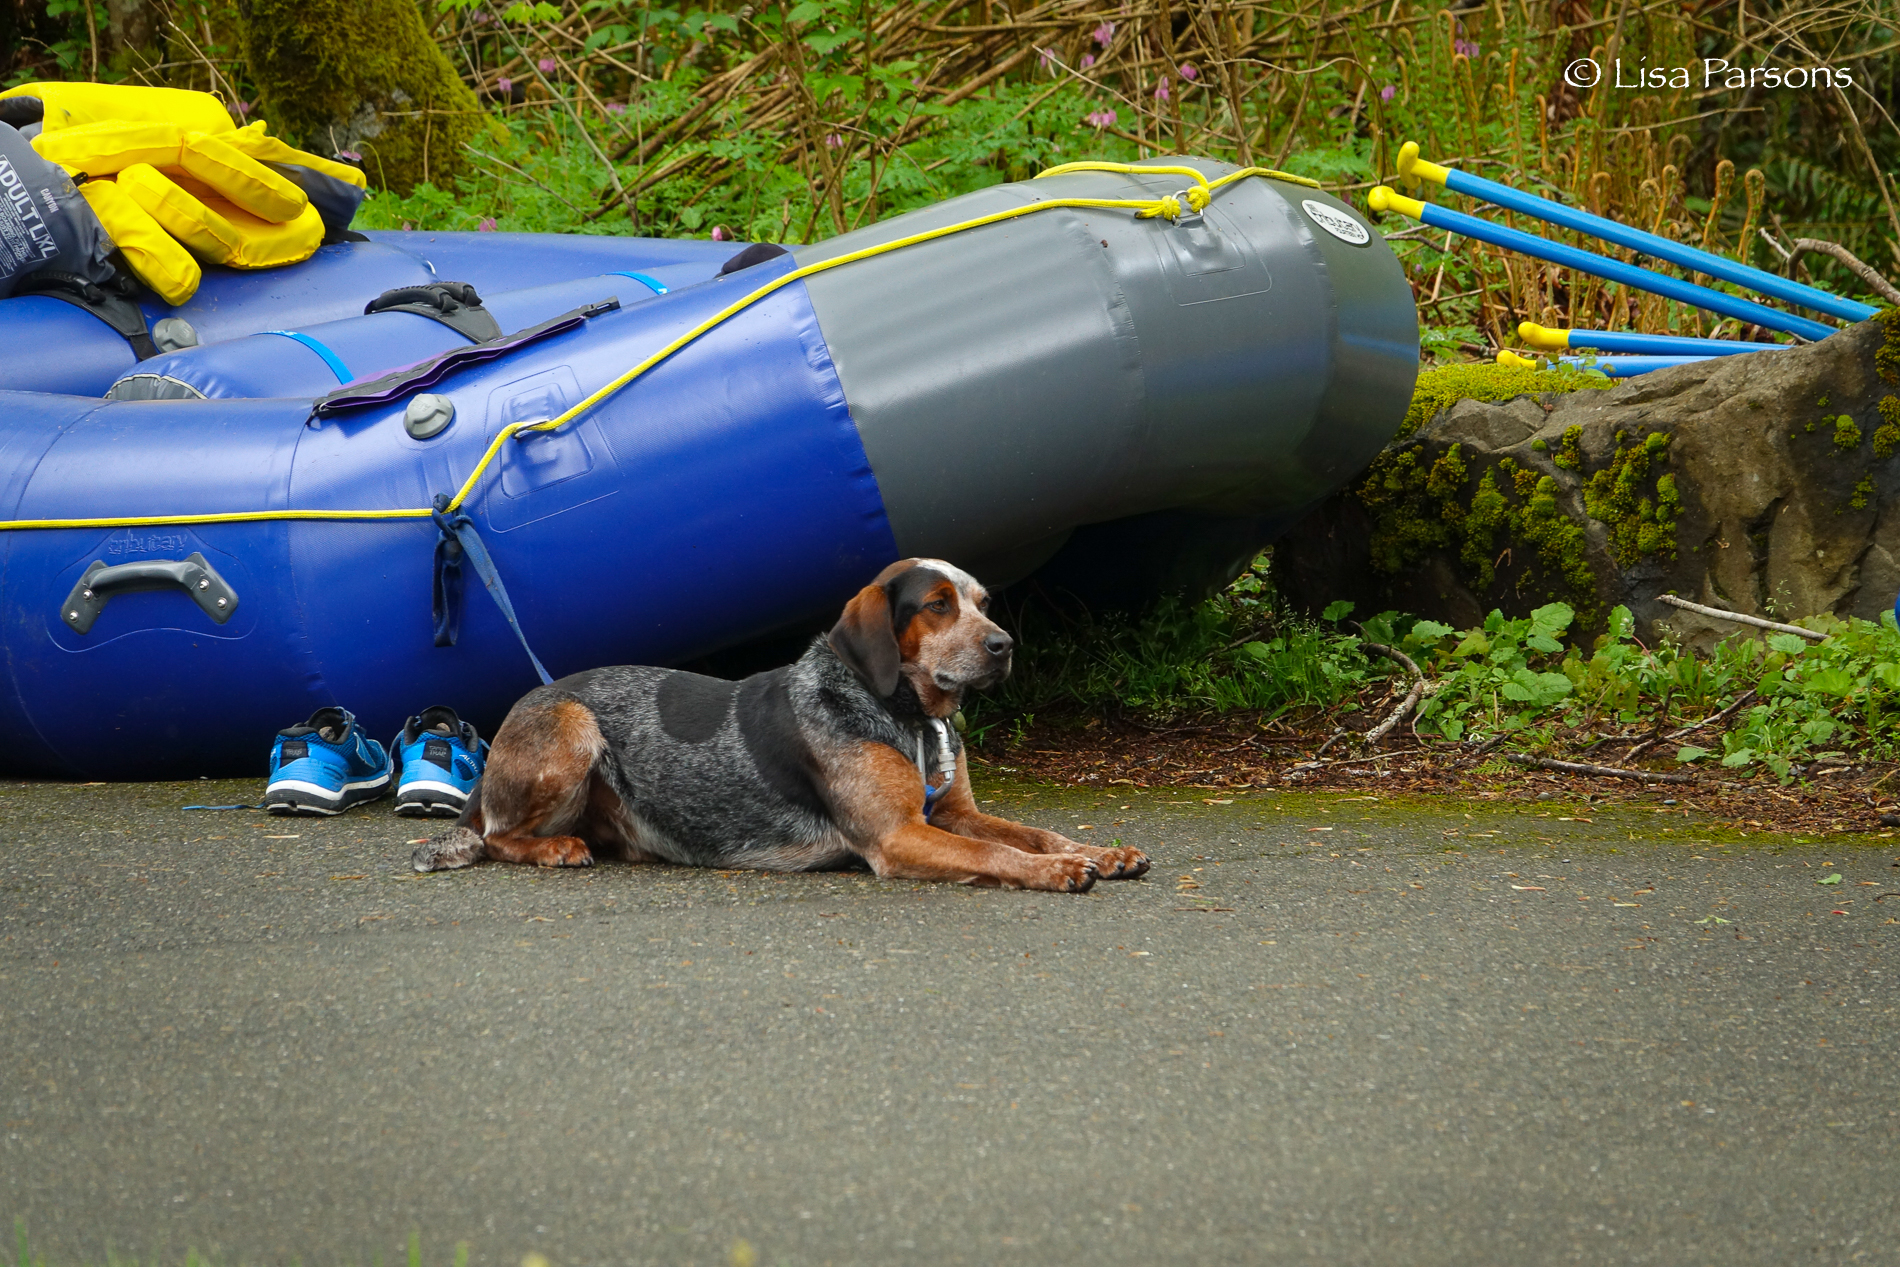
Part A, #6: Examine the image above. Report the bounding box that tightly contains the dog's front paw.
[413,826,485,872]
[534,835,595,868]
[1088,845,1150,879]
[1030,853,1097,893]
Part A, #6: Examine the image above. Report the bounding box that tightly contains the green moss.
[1876,396,1900,458]
[1877,310,1900,459]
[1530,437,1548,452]
[1397,363,1613,441]
[237,0,494,194]
[1461,467,1510,585]
[1877,309,1900,387]
[1851,474,1877,510]
[1552,424,1583,471]
[1833,414,1863,450]
[1582,429,1678,566]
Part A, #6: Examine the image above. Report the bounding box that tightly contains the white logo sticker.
[1301,199,1371,246]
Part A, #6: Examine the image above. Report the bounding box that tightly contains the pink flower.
[233,100,252,116]
[711,225,729,241]
[497,76,513,92]
[606,101,626,114]
[1038,46,1056,70]
[824,132,842,148]
[1380,83,1396,101]
[1179,62,1197,80]
[1085,109,1116,129]
[1453,38,1478,57]
[537,57,556,74]
[1154,78,1170,101]
[1092,21,1114,46]
[337,149,362,161]
[1080,53,1095,69]
[478,217,497,231]
[473,10,489,22]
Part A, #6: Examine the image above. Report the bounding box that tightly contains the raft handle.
[60,552,239,634]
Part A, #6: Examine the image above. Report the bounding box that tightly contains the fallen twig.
[1627,689,1759,761]
[1358,641,1425,746]
[1656,594,1827,641]
[1503,753,1698,784]
[1284,747,1424,773]
[1786,238,1900,306]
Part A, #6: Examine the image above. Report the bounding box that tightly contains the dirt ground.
[976,711,1900,838]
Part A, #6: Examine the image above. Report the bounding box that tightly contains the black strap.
[431,495,554,686]
[18,269,158,360]
[366,280,503,342]
[310,299,619,421]
[719,242,789,275]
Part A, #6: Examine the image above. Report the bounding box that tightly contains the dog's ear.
[828,581,901,696]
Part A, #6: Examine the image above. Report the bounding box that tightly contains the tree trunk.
[236,0,489,195]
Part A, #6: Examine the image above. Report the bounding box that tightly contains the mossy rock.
[1275,316,1900,643]
[236,0,493,195]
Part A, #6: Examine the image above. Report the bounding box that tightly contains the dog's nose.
[984,631,1013,658]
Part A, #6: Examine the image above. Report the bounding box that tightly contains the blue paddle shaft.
[1558,354,1722,377]
[1414,202,1838,341]
[1569,330,1778,356]
[1441,168,1877,324]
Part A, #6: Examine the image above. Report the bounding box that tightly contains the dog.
[411,559,1150,891]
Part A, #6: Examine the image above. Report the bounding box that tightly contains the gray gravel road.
[3,776,1897,1266]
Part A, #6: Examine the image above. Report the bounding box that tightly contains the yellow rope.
[2,162,1321,534]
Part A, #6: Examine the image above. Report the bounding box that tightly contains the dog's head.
[827,558,1012,711]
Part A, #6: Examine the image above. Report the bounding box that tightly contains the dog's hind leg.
[472,697,607,868]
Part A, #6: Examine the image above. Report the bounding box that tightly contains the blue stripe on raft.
[609,271,670,295]
[263,330,354,383]
[0,261,897,778]
[1415,201,1838,342]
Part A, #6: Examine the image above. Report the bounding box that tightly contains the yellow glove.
[0,83,367,305]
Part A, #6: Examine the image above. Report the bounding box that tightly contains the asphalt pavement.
[3,775,1897,1266]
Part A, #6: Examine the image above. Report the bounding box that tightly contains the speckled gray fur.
[523,637,955,871]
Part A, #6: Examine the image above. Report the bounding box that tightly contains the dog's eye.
[927,599,950,614]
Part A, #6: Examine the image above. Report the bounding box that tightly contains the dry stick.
[1785,239,1900,306]
[1625,688,1759,763]
[1503,754,1698,784]
[1358,642,1425,746]
[1285,747,1425,774]
[1655,594,1827,642]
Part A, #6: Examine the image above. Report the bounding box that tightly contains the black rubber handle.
[60,552,239,634]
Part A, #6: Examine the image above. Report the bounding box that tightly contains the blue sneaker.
[265,707,394,816]
[392,705,487,818]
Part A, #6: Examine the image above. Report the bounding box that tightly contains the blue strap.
[430,495,554,686]
[608,271,669,295]
[923,779,949,822]
[264,330,354,383]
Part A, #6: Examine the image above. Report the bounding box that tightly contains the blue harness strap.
[430,494,554,686]
[263,330,354,383]
[608,271,670,295]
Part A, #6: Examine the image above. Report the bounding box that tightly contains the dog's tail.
[411,775,487,871]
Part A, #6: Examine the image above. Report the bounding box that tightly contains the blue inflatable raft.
[0,159,1418,779]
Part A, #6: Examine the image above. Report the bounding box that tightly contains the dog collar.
[916,717,956,821]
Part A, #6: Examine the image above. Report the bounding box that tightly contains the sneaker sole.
[266,772,393,816]
[395,777,473,818]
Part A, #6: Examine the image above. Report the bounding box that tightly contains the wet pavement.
[3,776,1897,1265]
